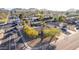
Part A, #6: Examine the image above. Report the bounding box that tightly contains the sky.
[0,0,79,11]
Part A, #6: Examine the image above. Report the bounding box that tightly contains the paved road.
[56,32,79,50]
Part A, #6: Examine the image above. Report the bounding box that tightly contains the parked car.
[65,18,77,25]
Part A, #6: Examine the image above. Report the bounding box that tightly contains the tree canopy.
[43,28,60,38]
[58,16,66,22]
[23,25,38,38]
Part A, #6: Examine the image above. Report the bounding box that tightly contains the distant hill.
[0,8,79,17]
[67,8,77,12]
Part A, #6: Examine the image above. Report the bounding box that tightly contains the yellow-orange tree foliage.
[23,25,38,38]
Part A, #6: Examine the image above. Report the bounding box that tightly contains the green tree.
[58,16,66,22]
[43,28,60,43]
[54,16,59,21]
[65,12,69,15]
[19,14,23,20]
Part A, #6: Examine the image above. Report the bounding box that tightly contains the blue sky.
[0,0,79,11]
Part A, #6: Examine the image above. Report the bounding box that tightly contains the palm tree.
[37,11,60,44]
[36,11,45,43]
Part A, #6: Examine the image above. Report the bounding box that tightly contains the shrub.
[23,25,38,38]
[43,28,60,38]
